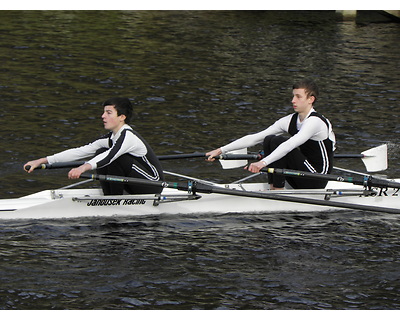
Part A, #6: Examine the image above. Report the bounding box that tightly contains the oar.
[80,172,400,214]
[263,167,400,189]
[24,161,86,171]
[160,144,388,171]
[336,144,387,172]
[24,153,259,171]
[24,144,387,172]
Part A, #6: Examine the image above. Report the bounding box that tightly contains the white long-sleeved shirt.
[220,108,336,167]
[47,124,148,170]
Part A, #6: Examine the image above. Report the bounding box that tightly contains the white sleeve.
[87,131,147,169]
[261,116,327,166]
[46,138,108,164]
[220,115,291,153]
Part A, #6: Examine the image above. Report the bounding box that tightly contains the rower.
[23,98,164,195]
[206,79,336,190]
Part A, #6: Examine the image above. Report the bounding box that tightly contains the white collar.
[111,124,131,139]
[298,108,316,123]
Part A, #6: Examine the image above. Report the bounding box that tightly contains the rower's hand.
[206,148,222,162]
[245,161,266,173]
[23,158,47,173]
[68,163,92,179]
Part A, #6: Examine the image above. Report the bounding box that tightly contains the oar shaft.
[158,153,261,160]
[207,185,400,214]
[158,153,206,160]
[162,153,369,160]
[80,173,189,191]
[265,168,359,184]
[264,168,400,189]
[334,154,365,158]
[160,153,368,160]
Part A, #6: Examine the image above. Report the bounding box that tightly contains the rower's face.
[292,88,315,113]
[102,105,126,132]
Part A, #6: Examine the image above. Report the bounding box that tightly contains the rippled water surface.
[1,212,400,309]
[0,10,399,310]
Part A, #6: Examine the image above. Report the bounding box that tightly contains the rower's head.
[293,79,319,105]
[102,97,133,124]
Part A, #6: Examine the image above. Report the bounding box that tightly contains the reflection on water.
[0,11,399,309]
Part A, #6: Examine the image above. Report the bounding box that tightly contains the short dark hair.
[293,79,319,103]
[102,97,133,124]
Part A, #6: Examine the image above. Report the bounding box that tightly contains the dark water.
[1,212,400,310]
[0,10,399,310]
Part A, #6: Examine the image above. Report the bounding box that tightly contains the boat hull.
[1,181,399,220]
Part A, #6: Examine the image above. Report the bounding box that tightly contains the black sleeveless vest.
[106,128,164,181]
[288,112,333,174]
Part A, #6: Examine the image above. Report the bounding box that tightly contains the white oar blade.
[361,144,388,172]
[219,148,248,169]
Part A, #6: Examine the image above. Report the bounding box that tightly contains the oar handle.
[25,161,86,171]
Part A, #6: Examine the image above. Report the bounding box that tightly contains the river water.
[0,10,399,310]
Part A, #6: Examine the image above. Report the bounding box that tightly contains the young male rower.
[206,79,336,190]
[24,97,164,195]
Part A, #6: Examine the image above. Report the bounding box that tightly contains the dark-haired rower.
[24,97,164,195]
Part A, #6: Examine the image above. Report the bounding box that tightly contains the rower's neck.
[112,123,127,135]
[298,107,314,122]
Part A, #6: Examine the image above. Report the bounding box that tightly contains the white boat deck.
[0,180,398,220]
